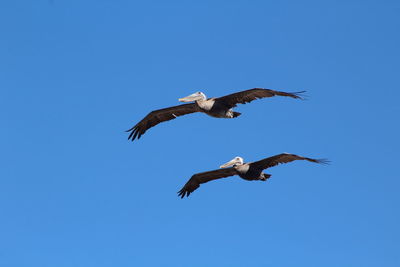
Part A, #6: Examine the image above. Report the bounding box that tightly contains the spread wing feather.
[250,153,329,170]
[216,88,305,108]
[126,103,200,141]
[178,168,237,198]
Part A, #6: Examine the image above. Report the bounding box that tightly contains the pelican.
[126,88,305,141]
[178,153,329,198]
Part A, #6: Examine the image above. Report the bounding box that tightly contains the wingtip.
[126,126,143,142]
[317,158,331,165]
[127,131,135,142]
[177,187,193,198]
[177,190,186,199]
[292,91,308,100]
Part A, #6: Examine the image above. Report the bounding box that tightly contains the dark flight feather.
[216,88,305,108]
[126,103,200,141]
[250,153,330,170]
[177,168,237,198]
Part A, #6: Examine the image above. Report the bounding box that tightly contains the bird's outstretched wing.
[178,168,237,198]
[250,153,329,170]
[126,103,200,141]
[215,88,305,109]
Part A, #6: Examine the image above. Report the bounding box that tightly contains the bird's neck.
[235,164,249,172]
[195,96,207,103]
[196,98,213,110]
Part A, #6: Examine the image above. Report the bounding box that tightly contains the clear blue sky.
[1,0,399,266]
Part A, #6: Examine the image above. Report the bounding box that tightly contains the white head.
[219,156,244,168]
[178,91,207,102]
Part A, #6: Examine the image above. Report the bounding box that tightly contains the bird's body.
[126,88,305,141]
[196,98,240,118]
[234,163,271,181]
[177,153,329,198]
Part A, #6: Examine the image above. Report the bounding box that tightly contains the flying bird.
[126,88,305,141]
[178,153,329,198]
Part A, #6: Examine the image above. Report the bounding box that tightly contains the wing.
[178,168,237,198]
[250,153,329,170]
[215,88,305,109]
[126,103,200,141]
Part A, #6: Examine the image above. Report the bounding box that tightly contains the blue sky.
[1,0,400,266]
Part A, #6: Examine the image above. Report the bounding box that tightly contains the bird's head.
[220,156,244,168]
[178,91,206,102]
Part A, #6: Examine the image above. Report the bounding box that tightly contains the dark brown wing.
[250,153,329,170]
[178,168,237,198]
[126,103,200,141]
[215,88,305,108]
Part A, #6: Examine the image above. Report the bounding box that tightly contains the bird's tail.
[232,112,241,118]
[261,173,271,181]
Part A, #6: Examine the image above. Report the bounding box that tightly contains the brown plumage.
[216,88,305,108]
[250,153,327,170]
[177,168,237,198]
[127,88,305,141]
[178,153,329,198]
[126,103,200,141]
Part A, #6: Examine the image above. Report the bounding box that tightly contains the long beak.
[178,93,198,102]
[220,159,236,168]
